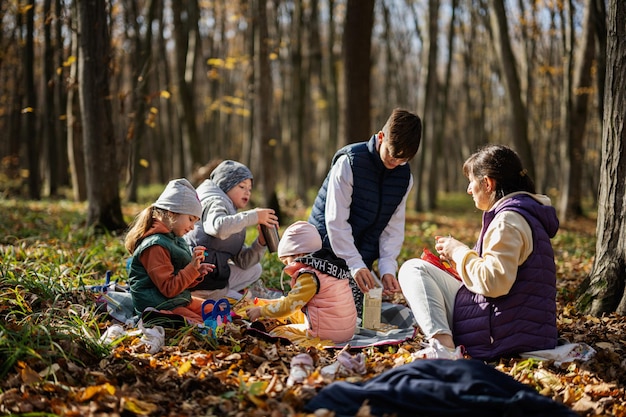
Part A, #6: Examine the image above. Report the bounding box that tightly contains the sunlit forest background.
[0,0,604,222]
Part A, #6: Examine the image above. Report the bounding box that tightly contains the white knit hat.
[277,221,323,258]
[153,178,202,218]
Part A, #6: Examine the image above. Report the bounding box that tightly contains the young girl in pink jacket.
[246,221,357,344]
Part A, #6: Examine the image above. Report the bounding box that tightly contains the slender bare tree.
[488,0,534,179]
[24,0,40,199]
[558,0,598,220]
[66,1,86,201]
[124,0,158,202]
[420,0,441,211]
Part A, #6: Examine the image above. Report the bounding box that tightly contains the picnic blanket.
[324,302,417,349]
[93,272,419,350]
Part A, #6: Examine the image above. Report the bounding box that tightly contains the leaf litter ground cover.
[1,199,625,416]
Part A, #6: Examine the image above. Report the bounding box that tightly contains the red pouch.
[420,248,462,281]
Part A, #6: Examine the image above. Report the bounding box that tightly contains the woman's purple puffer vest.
[452,194,559,360]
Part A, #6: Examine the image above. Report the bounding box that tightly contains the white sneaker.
[412,338,464,360]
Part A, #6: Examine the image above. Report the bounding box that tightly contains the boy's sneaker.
[412,338,465,360]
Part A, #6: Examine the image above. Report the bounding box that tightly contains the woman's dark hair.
[463,144,535,201]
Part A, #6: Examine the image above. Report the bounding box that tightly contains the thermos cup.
[261,224,280,253]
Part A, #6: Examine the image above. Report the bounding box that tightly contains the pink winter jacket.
[286,262,357,343]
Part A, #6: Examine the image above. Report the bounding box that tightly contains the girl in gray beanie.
[124,178,215,324]
[185,160,280,301]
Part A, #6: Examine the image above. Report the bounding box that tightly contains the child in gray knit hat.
[185,160,280,301]
[124,178,215,324]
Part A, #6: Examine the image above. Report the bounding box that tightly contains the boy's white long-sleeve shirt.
[324,154,412,278]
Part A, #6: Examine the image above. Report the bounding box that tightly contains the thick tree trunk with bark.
[77,0,126,232]
[578,0,626,316]
[342,0,374,145]
[171,0,201,176]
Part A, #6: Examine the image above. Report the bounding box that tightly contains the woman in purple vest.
[399,145,559,360]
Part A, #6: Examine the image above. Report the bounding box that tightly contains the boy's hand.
[354,268,376,293]
[381,273,401,295]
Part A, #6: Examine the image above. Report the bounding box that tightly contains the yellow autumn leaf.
[139,159,149,168]
[160,90,171,99]
[178,360,192,376]
[63,56,76,66]
[207,58,225,67]
[122,397,158,414]
[76,383,116,401]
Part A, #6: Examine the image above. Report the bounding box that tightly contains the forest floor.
[0,199,625,416]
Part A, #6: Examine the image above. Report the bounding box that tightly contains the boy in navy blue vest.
[309,108,422,318]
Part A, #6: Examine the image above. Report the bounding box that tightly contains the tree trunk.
[318,0,340,184]
[290,0,308,200]
[155,3,176,182]
[77,0,126,232]
[124,0,157,202]
[43,0,58,197]
[24,0,40,199]
[559,0,596,220]
[66,1,86,202]
[592,0,607,123]
[342,0,374,145]
[172,0,201,176]
[488,0,534,179]
[421,0,440,211]
[578,0,626,316]
[439,0,458,193]
[254,0,278,211]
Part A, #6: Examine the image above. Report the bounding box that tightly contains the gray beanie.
[210,160,253,193]
[153,178,202,218]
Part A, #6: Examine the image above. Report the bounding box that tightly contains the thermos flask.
[261,224,280,253]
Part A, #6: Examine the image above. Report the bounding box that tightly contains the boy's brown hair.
[382,108,422,160]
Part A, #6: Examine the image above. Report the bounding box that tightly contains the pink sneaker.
[412,339,465,360]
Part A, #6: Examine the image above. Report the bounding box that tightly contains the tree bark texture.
[559,0,597,220]
[77,0,126,231]
[488,0,534,180]
[580,0,626,316]
[342,0,374,146]
[25,0,40,199]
